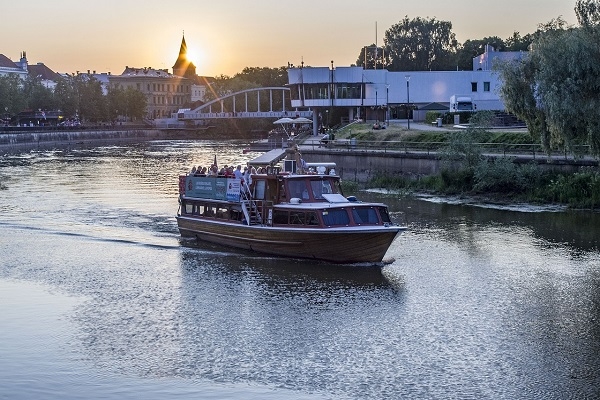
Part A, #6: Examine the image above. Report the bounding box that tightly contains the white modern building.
[287,47,518,124]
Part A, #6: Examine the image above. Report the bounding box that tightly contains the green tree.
[0,74,26,118]
[575,0,600,26]
[495,53,549,145]
[497,14,600,156]
[123,87,147,121]
[53,75,78,117]
[384,16,458,71]
[77,74,106,122]
[235,66,288,87]
[504,31,534,51]
[107,85,147,122]
[355,44,386,69]
[23,75,55,112]
[454,37,505,70]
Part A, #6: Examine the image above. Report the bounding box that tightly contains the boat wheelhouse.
[177,149,404,264]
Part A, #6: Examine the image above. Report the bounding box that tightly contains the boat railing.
[240,183,263,225]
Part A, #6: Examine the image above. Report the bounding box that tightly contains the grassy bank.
[335,121,600,210]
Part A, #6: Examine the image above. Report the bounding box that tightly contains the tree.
[384,16,457,71]
[235,66,288,87]
[454,37,505,71]
[575,0,600,27]
[54,75,78,117]
[497,15,600,156]
[23,75,55,112]
[123,87,147,121]
[504,31,534,51]
[495,53,549,146]
[107,85,147,122]
[355,44,386,69]
[0,75,26,118]
[77,74,106,122]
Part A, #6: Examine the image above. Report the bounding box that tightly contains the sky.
[2,0,576,77]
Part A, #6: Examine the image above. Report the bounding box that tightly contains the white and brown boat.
[177,149,404,264]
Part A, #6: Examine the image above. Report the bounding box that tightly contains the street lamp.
[405,75,411,130]
[386,85,389,126]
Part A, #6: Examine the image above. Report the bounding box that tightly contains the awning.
[248,149,287,166]
[292,117,313,124]
[273,117,294,124]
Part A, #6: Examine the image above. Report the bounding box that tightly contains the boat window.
[352,207,379,225]
[322,209,350,226]
[288,180,308,199]
[273,210,289,224]
[306,212,320,226]
[185,203,194,214]
[378,207,392,223]
[309,179,333,200]
[289,211,305,225]
[254,180,266,200]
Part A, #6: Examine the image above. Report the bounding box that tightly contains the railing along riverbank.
[302,139,596,162]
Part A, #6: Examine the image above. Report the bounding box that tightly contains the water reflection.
[1,140,599,399]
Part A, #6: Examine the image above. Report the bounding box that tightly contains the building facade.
[108,67,192,119]
[287,47,520,123]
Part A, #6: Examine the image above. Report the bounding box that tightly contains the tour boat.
[176,148,404,264]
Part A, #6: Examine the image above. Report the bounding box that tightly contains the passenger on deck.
[234,165,244,180]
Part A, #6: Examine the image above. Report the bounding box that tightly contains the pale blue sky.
[2,0,576,76]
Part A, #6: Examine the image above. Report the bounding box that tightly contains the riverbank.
[0,128,250,150]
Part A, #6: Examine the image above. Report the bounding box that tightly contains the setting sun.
[185,47,202,69]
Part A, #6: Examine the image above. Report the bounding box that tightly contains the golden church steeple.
[172,33,196,78]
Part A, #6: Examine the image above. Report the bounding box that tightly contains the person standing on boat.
[234,165,244,181]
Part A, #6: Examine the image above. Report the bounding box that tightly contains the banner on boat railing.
[226,179,241,202]
[184,176,239,201]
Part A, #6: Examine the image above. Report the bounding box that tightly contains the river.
[0,140,599,399]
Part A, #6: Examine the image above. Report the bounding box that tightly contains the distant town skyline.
[2,0,576,77]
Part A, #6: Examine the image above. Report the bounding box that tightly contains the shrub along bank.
[335,120,600,209]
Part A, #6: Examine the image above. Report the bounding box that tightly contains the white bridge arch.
[178,87,312,120]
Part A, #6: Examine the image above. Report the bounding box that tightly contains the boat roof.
[248,149,287,166]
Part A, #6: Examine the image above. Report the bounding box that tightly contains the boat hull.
[177,216,402,264]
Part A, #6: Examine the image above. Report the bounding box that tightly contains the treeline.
[0,73,147,123]
[356,17,535,71]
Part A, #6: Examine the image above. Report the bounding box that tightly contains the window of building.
[471,82,478,92]
[484,81,490,92]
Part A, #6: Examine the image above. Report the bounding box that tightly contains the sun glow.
[186,47,203,68]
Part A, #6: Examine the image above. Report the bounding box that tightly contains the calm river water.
[1,140,599,399]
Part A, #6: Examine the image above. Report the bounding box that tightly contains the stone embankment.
[0,128,202,149]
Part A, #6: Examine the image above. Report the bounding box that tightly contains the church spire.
[172,32,196,78]
[178,32,187,58]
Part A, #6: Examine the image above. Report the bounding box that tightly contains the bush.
[425,111,443,124]
[439,168,475,193]
[473,157,526,193]
[546,169,600,209]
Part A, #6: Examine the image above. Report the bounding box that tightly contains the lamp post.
[386,84,389,126]
[405,75,411,130]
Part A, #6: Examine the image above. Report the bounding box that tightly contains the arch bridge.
[178,87,312,121]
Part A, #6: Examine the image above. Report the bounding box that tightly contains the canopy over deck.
[248,149,287,166]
